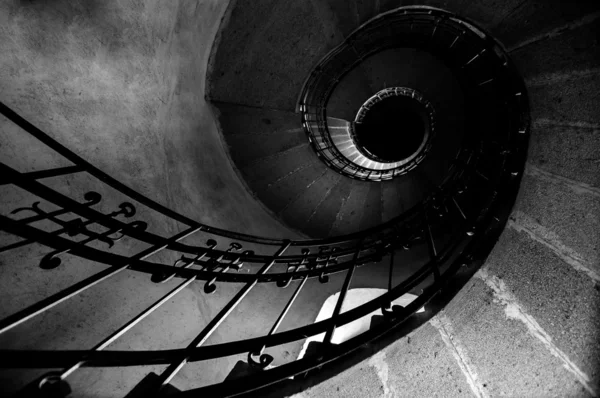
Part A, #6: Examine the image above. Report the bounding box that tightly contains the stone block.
[444,278,591,396]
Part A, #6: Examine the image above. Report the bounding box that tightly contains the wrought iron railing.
[0,5,528,397]
[299,6,519,181]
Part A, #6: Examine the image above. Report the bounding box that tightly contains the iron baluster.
[449,30,465,49]
[452,197,467,220]
[38,248,211,392]
[323,240,363,345]
[387,250,394,297]
[423,210,441,281]
[381,247,408,318]
[463,48,486,68]
[155,240,291,390]
[249,250,311,369]
[0,217,201,335]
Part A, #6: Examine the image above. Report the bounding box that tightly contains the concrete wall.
[0,0,311,395]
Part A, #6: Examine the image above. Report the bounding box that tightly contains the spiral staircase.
[0,0,599,397]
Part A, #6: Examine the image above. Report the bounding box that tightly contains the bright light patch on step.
[296,289,425,360]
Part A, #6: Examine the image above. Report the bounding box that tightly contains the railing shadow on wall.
[0,6,529,397]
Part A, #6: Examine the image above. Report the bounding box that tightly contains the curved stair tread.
[260,160,332,215]
[381,175,424,223]
[214,103,309,167]
[279,168,343,233]
[358,182,383,232]
[328,180,373,236]
[302,174,355,238]
[239,143,316,191]
[227,131,307,168]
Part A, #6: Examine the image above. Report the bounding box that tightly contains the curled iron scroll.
[277,248,310,288]
[248,347,274,370]
[151,239,218,283]
[204,245,250,294]
[39,220,147,270]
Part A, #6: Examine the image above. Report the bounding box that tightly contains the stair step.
[381,176,417,222]
[280,170,343,232]
[240,144,316,190]
[228,132,307,167]
[303,176,354,237]
[259,160,328,214]
[213,104,308,167]
[359,182,383,231]
[329,181,371,236]
[516,172,600,269]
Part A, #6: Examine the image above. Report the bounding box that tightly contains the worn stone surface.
[516,172,600,270]
[529,73,600,125]
[213,104,307,167]
[444,278,592,397]
[304,175,354,238]
[261,161,328,216]
[527,121,600,187]
[511,20,600,79]
[359,182,383,231]
[485,227,600,389]
[239,144,316,192]
[329,181,371,236]
[297,357,384,398]
[297,322,475,398]
[281,170,342,233]
[494,0,600,49]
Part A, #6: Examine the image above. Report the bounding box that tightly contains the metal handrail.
[0,5,529,396]
[299,7,510,181]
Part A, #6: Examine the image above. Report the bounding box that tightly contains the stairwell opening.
[354,90,431,163]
